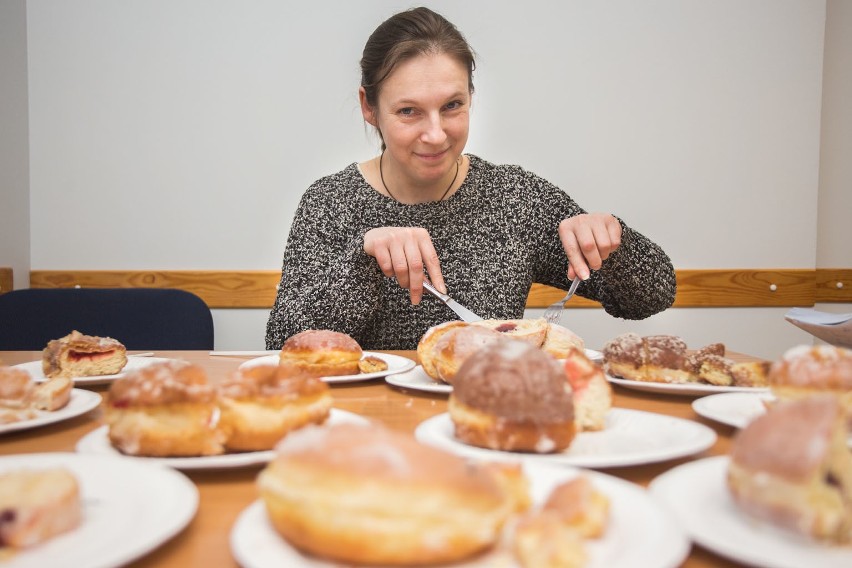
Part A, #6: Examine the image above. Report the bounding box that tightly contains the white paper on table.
[785,307,852,348]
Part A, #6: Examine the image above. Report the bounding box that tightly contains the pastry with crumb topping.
[42,330,127,379]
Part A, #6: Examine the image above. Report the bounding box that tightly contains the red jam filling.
[68,350,116,363]
[495,323,517,333]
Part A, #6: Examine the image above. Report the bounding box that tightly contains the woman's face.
[362,53,470,187]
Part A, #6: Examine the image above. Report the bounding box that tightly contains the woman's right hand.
[364,227,445,305]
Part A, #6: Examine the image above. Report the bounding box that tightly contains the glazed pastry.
[278,329,362,378]
[218,363,332,452]
[417,320,469,379]
[0,468,82,548]
[257,422,515,565]
[727,395,852,542]
[449,338,576,453]
[0,366,36,424]
[430,325,503,384]
[104,360,225,456]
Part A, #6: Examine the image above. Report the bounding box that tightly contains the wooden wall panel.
[815,269,852,303]
[0,268,12,295]
[30,268,850,309]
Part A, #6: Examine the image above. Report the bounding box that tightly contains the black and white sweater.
[265,154,676,350]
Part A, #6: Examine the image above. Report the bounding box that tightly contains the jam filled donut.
[257,422,515,565]
[473,318,549,347]
[0,468,82,548]
[218,363,332,452]
[105,360,225,456]
[726,395,852,543]
[449,338,576,453]
[42,330,127,379]
[278,329,362,378]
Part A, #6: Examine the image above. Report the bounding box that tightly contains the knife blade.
[422,281,483,322]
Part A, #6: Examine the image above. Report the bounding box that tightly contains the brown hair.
[360,7,476,145]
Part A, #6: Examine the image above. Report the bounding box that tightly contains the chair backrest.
[0,288,214,350]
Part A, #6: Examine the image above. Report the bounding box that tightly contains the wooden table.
[0,350,758,568]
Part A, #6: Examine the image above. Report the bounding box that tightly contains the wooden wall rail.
[0,268,12,295]
[25,268,852,309]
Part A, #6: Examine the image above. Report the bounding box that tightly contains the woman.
[265,6,676,350]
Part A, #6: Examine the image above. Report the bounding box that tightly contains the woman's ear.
[359,87,377,127]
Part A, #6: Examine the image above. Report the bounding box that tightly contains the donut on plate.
[218,363,332,452]
[105,360,225,456]
[278,330,362,379]
[257,422,515,565]
[449,338,576,453]
[726,395,852,543]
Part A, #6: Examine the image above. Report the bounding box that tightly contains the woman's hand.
[364,227,445,304]
[558,213,622,281]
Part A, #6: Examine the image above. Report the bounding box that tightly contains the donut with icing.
[727,395,852,542]
[218,363,332,452]
[105,360,225,456]
[449,338,576,453]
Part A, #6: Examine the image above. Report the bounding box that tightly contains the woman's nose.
[420,113,447,144]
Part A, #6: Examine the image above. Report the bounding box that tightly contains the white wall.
[0,0,30,291]
[13,0,848,358]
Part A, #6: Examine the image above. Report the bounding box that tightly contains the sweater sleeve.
[264,184,384,350]
[529,177,677,320]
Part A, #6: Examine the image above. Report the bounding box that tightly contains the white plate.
[691,391,774,429]
[238,352,415,383]
[0,389,102,435]
[385,365,451,393]
[386,348,604,394]
[230,460,689,568]
[692,392,852,447]
[75,408,369,470]
[649,456,852,568]
[13,356,179,386]
[585,348,603,361]
[607,375,770,396]
[0,452,197,568]
[415,409,716,468]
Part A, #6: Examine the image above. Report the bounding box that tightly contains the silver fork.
[542,277,581,325]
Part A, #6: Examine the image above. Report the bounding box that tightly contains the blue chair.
[0,288,214,350]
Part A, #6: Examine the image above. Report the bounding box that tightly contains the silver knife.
[422,281,483,322]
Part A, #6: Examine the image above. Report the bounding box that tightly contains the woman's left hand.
[558,213,622,281]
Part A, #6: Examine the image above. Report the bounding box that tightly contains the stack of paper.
[785,308,852,348]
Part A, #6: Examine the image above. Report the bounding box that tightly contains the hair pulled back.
[360,7,476,111]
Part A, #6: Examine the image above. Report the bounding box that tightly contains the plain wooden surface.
[0,349,766,568]
[28,267,852,307]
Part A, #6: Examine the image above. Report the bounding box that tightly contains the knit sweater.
[265,154,676,350]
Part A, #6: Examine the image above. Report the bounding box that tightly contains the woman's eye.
[445,100,463,111]
[398,107,415,116]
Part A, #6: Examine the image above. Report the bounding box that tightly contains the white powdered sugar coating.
[498,339,531,360]
[274,424,332,455]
